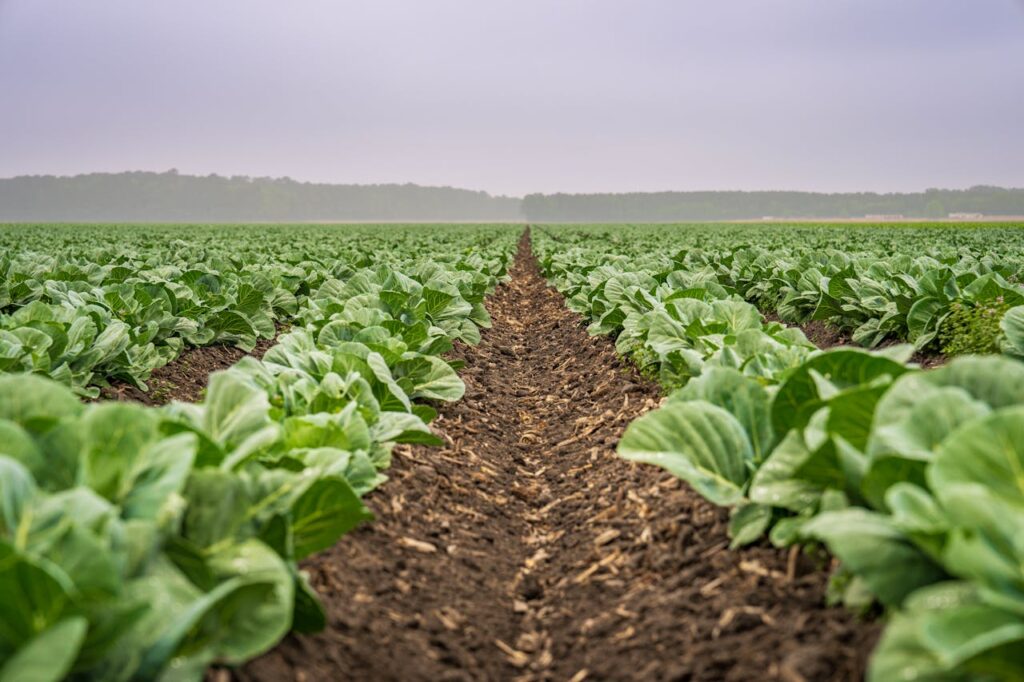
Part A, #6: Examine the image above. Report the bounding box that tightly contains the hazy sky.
[1,1,1023,196]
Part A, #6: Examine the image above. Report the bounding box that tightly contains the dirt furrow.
[101,336,277,405]
[231,233,877,681]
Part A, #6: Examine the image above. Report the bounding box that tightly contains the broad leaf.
[618,402,753,506]
[802,509,947,608]
[0,616,88,682]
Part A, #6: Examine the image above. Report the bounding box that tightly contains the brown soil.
[229,234,878,682]
[100,337,277,405]
[904,348,946,370]
[796,319,851,350]
[763,310,847,350]
[766,313,946,369]
[799,321,945,369]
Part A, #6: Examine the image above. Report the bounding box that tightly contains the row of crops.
[533,223,1024,681]
[537,223,1024,358]
[0,224,512,397]
[0,224,517,680]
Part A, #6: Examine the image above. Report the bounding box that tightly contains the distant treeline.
[2,172,1024,222]
[521,187,1024,222]
[0,171,522,222]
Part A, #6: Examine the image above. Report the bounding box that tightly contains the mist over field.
[2,0,1023,210]
[2,171,1024,222]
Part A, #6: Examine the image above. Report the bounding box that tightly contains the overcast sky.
[1,0,1022,196]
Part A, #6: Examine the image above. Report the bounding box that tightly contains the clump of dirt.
[763,310,853,350]
[800,321,946,368]
[905,348,946,370]
[101,337,277,405]
[798,319,852,349]
[228,232,878,682]
[766,312,946,368]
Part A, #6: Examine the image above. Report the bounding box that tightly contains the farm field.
[2,222,1024,681]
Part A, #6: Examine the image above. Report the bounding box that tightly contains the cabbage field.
[534,223,1024,681]
[1,222,1023,681]
[0,224,516,680]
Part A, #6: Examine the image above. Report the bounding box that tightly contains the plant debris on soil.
[797,320,945,369]
[101,337,277,405]
[227,234,879,682]
[795,319,852,350]
[765,313,945,369]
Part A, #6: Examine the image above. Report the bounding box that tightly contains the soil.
[795,319,851,350]
[227,233,878,682]
[767,312,945,369]
[100,337,277,405]
[901,347,946,370]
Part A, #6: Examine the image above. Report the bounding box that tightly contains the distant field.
[733,217,1024,224]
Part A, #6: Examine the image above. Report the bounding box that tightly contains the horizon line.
[2,169,1022,200]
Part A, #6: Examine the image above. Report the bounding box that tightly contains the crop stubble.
[231,233,878,681]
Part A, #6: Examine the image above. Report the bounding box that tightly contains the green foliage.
[0,223,513,396]
[1001,305,1024,357]
[619,402,753,506]
[536,224,1024,681]
[939,299,1012,356]
[0,224,517,679]
[534,222,1024,353]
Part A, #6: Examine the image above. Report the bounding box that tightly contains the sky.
[1,0,1023,197]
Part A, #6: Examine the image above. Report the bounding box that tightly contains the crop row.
[0,224,508,396]
[537,223,1024,358]
[533,225,1024,681]
[0,226,517,680]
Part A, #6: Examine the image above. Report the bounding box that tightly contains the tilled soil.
[101,337,277,405]
[795,319,853,350]
[768,314,945,369]
[797,320,945,369]
[231,234,878,682]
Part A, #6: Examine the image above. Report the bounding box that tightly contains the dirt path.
[232,233,878,681]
